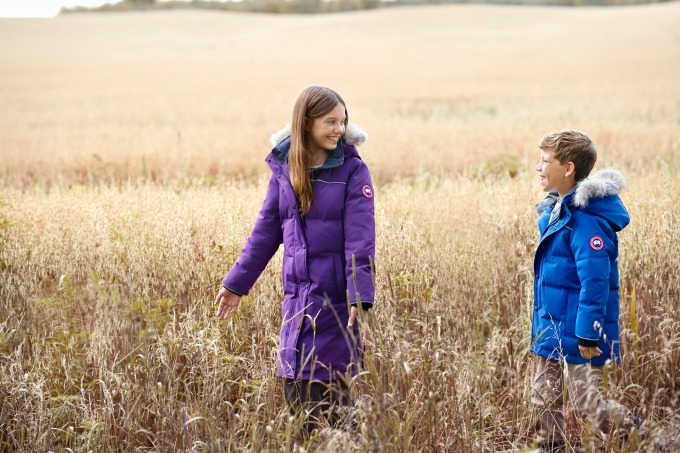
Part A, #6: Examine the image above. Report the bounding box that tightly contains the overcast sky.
[1,1,130,18]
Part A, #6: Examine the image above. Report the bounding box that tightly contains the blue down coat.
[532,168,630,365]
[223,122,375,380]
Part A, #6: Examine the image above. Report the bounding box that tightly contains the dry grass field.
[1,3,679,451]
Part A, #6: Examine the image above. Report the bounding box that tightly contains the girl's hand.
[578,345,602,360]
[348,305,370,340]
[214,287,241,320]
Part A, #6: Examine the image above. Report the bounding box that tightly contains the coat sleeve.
[343,159,376,307]
[222,173,283,296]
[570,214,614,342]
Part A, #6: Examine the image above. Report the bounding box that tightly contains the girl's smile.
[307,102,347,155]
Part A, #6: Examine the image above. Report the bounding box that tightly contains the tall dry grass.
[1,3,679,451]
[1,169,678,450]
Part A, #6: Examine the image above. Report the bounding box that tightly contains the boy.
[531,130,641,452]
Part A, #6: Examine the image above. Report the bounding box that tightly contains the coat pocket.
[332,253,347,302]
[565,291,579,337]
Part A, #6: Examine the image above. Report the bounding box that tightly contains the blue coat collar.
[539,188,576,242]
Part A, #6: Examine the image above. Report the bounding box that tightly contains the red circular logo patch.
[362,185,373,199]
[589,235,604,251]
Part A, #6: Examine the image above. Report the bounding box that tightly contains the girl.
[214,86,375,436]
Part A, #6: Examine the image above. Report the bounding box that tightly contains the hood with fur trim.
[269,122,368,147]
[572,168,626,208]
[571,168,629,232]
[536,168,629,232]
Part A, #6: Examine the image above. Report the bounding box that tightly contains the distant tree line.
[61,0,675,15]
[62,0,380,14]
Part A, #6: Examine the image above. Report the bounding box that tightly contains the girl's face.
[307,103,346,153]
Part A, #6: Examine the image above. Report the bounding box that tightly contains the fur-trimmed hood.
[269,122,368,147]
[571,168,629,232]
[573,168,626,208]
[537,168,630,232]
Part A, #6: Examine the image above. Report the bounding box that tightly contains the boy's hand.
[214,287,241,320]
[579,345,602,360]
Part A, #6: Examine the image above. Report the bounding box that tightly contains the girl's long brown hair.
[289,86,348,214]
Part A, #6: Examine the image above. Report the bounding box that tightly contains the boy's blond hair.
[539,130,597,182]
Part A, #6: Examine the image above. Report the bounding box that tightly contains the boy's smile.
[535,150,576,197]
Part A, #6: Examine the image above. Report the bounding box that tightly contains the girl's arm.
[344,160,376,309]
[222,173,283,298]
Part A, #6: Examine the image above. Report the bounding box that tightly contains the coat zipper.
[275,160,311,288]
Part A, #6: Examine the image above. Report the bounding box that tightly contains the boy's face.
[535,150,576,196]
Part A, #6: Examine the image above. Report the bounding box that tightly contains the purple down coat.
[222,122,375,381]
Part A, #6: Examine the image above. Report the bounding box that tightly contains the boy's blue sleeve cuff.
[577,336,599,347]
[351,301,373,311]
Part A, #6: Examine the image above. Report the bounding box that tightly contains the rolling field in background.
[1,4,679,451]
